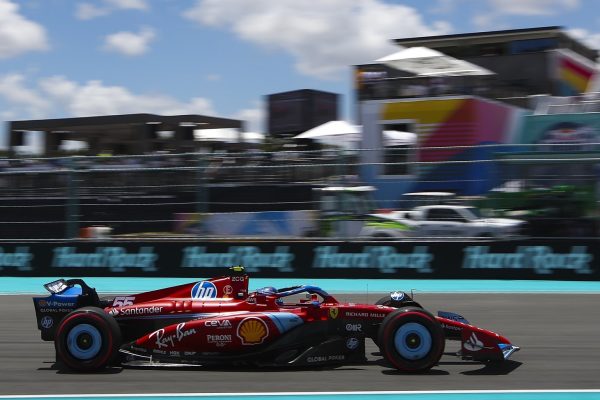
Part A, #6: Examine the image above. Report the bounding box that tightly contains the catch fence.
[1,143,598,240]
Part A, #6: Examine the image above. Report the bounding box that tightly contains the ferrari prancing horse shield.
[329,307,339,319]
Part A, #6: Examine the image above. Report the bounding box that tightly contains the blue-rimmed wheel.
[371,296,422,346]
[55,307,121,371]
[377,307,445,372]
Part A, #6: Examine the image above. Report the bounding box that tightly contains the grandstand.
[8,113,243,156]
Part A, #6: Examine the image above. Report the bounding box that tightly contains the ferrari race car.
[33,267,519,373]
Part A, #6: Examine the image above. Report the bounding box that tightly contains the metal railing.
[0,144,598,240]
[532,92,600,115]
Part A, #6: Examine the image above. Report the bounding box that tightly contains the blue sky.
[0,0,599,146]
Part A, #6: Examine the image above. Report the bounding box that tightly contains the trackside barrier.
[0,239,597,280]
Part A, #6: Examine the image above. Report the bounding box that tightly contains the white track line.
[1,390,600,398]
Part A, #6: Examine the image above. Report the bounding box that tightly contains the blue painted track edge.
[3,277,600,295]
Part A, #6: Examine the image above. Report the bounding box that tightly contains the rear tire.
[55,306,121,372]
[377,307,445,373]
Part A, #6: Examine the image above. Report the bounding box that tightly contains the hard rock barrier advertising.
[0,239,597,280]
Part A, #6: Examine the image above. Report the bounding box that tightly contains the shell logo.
[237,317,269,345]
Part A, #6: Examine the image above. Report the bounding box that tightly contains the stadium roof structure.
[8,113,244,155]
[390,26,598,61]
[9,113,242,134]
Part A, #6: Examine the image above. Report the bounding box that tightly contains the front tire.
[377,307,445,372]
[55,306,121,372]
[372,295,423,347]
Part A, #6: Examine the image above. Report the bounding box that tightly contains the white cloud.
[472,14,499,30]
[0,110,16,121]
[569,28,600,54]
[75,0,149,20]
[183,0,452,80]
[488,0,579,16]
[104,0,148,10]
[0,74,50,118]
[0,0,48,58]
[103,27,155,56]
[75,3,109,20]
[37,75,78,102]
[233,103,264,133]
[0,74,217,120]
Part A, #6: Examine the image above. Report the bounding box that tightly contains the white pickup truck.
[360,205,526,239]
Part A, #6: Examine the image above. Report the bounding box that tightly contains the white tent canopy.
[382,130,417,146]
[293,120,360,140]
[194,128,264,144]
[376,46,494,77]
[293,120,360,149]
[377,46,445,61]
[293,121,417,148]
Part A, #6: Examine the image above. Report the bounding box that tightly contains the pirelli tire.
[54,306,121,372]
[372,295,422,347]
[377,307,445,373]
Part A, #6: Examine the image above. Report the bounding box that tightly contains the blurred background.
[3,26,600,242]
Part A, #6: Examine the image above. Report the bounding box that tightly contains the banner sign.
[0,239,598,280]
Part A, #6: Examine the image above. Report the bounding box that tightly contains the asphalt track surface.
[1,293,599,395]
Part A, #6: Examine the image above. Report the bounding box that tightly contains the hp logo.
[40,316,53,329]
[191,281,217,299]
[346,337,359,350]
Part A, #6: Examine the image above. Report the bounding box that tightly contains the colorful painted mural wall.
[380,97,524,195]
[505,113,600,218]
[519,113,600,145]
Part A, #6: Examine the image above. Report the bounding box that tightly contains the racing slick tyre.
[372,296,422,347]
[377,307,445,373]
[54,306,121,372]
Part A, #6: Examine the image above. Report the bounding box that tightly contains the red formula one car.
[33,267,519,373]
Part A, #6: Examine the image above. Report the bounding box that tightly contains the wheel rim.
[393,322,432,360]
[66,323,102,360]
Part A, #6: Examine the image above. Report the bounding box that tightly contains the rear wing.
[43,279,99,299]
[33,279,101,341]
